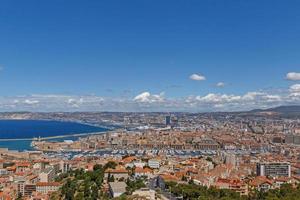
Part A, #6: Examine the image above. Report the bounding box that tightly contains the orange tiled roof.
[6,166,16,171]
[216,178,244,186]
[274,177,292,182]
[160,174,180,182]
[16,162,31,167]
[105,168,128,174]
[135,167,153,174]
[249,176,273,187]
[122,156,136,163]
[36,182,60,187]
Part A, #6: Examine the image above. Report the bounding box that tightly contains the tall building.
[256,162,291,177]
[165,115,171,126]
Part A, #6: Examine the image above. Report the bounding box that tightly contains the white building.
[39,167,56,182]
[257,162,291,178]
[148,159,160,169]
[109,182,127,198]
[36,182,60,194]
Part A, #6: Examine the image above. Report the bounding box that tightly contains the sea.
[0,120,108,151]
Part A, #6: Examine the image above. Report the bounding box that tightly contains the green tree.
[16,192,22,200]
[74,192,84,200]
[104,161,117,170]
[93,164,103,171]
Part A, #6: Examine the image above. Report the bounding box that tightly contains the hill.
[249,105,300,118]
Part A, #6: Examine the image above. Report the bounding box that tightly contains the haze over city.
[0,0,299,112]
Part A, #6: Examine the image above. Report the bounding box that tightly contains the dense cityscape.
[0,107,298,199]
[2,0,300,199]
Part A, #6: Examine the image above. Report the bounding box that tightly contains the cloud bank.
[0,86,298,112]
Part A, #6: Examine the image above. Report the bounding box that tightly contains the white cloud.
[286,72,300,81]
[134,92,150,102]
[216,82,225,87]
[24,99,39,105]
[289,84,300,99]
[196,93,241,103]
[263,95,282,102]
[189,74,206,81]
[134,92,164,103]
[289,84,300,93]
[242,92,264,101]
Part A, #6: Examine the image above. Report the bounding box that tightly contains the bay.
[0,120,108,151]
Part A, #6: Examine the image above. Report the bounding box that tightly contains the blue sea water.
[0,120,108,151]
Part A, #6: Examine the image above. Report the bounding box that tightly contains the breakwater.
[0,131,106,142]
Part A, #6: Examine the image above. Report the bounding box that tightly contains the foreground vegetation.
[51,162,115,200]
[50,160,300,200]
[166,181,300,200]
[51,161,146,200]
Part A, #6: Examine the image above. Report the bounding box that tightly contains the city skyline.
[0,0,300,111]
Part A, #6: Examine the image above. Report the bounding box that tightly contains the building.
[109,182,127,198]
[39,167,56,182]
[249,176,274,192]
[24,184,36,197]
[59,160,71,173]
[215,178,248,196]
[0,169,8,176]
[194,138,220,150]
[165,116,171,126]
[134,167,153,178]
[16,162,31,173]
[104,168,129,181]
[17,181,36,197]
[36,182,60,194]
[17,181,25,197]
[257,162,291,178]
[148,159,160,169]
[224,153,238,167]
[285,135,300,145]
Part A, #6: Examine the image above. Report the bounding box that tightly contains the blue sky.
[0,0,300,111]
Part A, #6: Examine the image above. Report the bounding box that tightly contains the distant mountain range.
[249,105,300,118]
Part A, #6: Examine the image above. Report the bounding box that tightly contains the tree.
[108,174,115,182]
[74,192,84,200]
[16,192,22,200]
[206,157,213,162]
[93,164,103,171]
[91,185,99,200]
[104,161,117,170]
[181,175,188,181]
